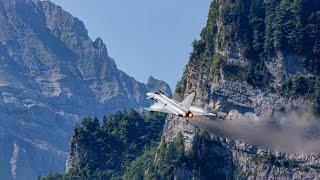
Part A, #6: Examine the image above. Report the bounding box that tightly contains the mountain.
[146,76,172,97]
[149,0,320,179]
[0,0,170,179]
[42,0,320,179]
[42,110,166,180]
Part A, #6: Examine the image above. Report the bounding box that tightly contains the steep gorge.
[41,0,320,179]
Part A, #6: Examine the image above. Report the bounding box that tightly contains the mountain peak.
[93,37,106,49]
[0,0,171,179]
[146,76,172,96]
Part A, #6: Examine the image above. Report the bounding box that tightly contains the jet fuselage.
[146,91,215,118]
[147,92,191,117]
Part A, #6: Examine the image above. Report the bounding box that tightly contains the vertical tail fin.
[181,92,195,108]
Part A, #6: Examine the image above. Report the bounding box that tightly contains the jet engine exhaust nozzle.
[180,112,194,118]
[182,112,187,118]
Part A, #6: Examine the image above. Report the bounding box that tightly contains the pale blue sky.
[50,0,212,89]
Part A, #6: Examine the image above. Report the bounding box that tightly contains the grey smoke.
[192,106,320,153]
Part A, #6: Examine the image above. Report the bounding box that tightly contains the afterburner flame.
[182,112,187,117]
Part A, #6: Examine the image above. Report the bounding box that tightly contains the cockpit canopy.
[155,90,165,95]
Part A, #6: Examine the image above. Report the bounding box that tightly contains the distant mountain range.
[0,0,171,179]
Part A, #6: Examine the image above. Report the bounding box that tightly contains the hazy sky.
[50,0,212,89]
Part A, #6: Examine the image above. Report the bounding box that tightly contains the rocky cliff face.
[0,0,170,179]
[157,0,320,179]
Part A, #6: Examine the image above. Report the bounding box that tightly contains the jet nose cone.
[146,93,152,97]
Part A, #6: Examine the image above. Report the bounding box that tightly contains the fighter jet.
[146,91,215,118]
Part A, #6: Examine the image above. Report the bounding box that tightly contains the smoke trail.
[191,106,320,153]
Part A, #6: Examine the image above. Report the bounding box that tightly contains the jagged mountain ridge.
[0,0,171,179]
